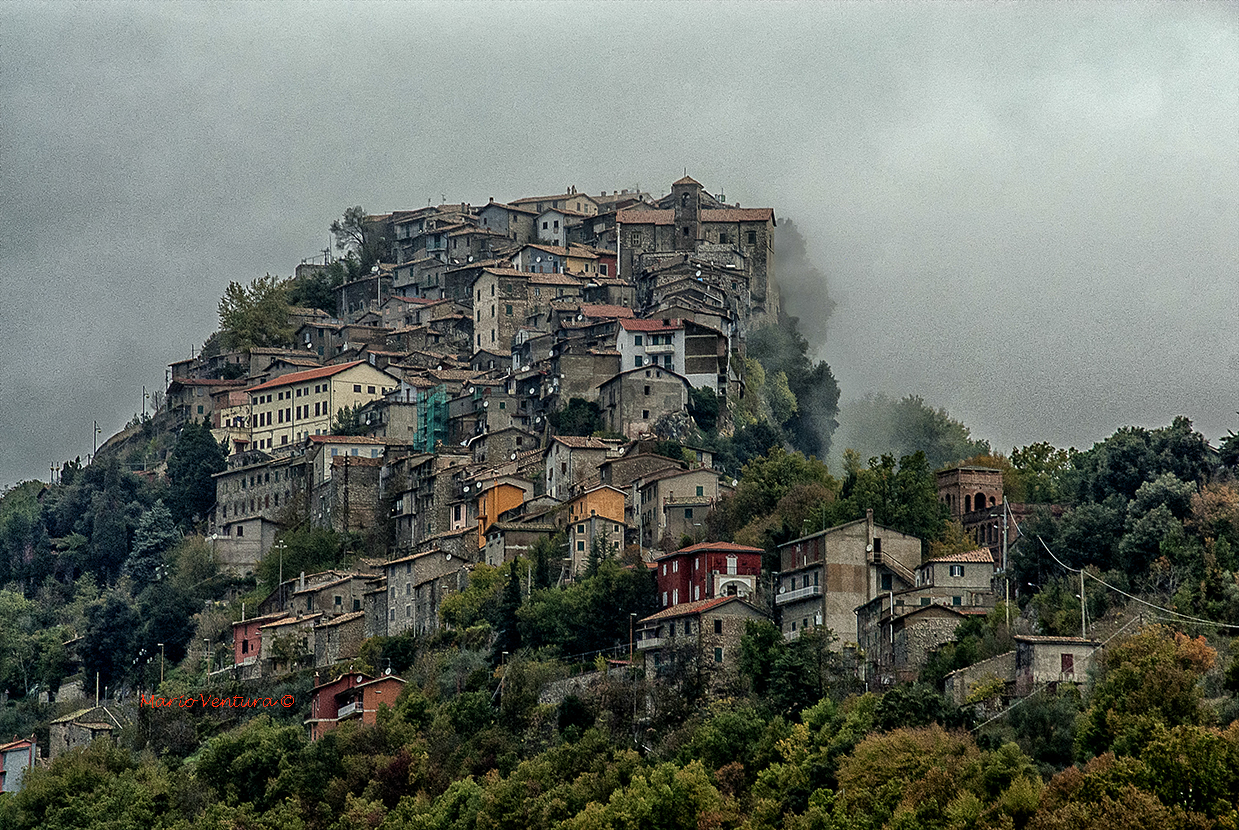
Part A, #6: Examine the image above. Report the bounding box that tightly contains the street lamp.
[157,642,165,684]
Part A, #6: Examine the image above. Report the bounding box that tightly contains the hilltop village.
[149,177,1059,709]
[4,177,1238,829]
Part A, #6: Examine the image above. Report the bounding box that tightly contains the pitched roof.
[480,201,540,215]
[550,435,614,450]
[619,317,683,332]
[926,549,995,564]
[580,304,634,319]
[702,208,775,223]
[638,596,749,623]
[660,541,763,558]
[245,361,371,392]
[169,378,249,388]
[308,435,387,445]
[617,208,673,225]
[673,175,703,186]
[529,272,584,287]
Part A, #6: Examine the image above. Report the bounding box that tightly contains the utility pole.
[1080,568,1087,640]
[1002,497,1010,629]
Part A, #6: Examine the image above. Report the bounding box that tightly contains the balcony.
[775,584,822,606]
[336,700,360,719]
[636,636,666,650]
[644,343,674,355]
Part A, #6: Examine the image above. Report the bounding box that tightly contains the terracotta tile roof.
[926,549,996,564]
[260,613,323,629]
[170,378,249,388]
[703,208,775,223]
[529,273,584,287]
[550,435,613,450]
[538,206,589,218]
[245,361,369,392]
[511,192,598,206]
[639,596,742,623]
[617,208,673,225]
[673,175,703,186]
[481,201,540,216]
[619,317,683,332]
[1014,635,1101,645]
[308,435,387,445]
[660,541,763,558]
[526,243,598,259]
[319,610,366,627]
[580,304,634,318]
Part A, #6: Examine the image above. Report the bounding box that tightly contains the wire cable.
[1036,536,1239,631]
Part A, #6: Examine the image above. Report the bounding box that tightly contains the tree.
[165,417,226,528]
[833,393,990,471]
[330,205,390,271]
[822,451,947,542]
[687,386,719,433]
[331,404,368,436]
[1076,625,1216,758]
[1010,441,1072,504]
[78,594,139,692]
[492,561,522,661]
[549,398,604,437]
[217,273,293,351]
[122,500,178,589]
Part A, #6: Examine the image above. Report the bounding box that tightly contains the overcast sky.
[2,1,1236,488]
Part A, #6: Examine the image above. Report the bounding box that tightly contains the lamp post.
[157,642,165,685]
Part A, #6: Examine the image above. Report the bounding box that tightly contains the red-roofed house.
[635,596,766,691]
[654,541,763,609]
[245,361,400,451]
[306,672,406,740]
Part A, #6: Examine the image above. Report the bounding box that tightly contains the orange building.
[476,475,534,548]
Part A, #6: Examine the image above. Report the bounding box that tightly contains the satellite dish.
[535,256,542,263]
[778,586,786,594]
[468,386,475,394]
[464,485,470,492]
[535,416,542,423]
[357,675,364,682]
[445,553,452,560]
[695,270,701,277]
[576,314,583,321]
[522,365,531,372]
[467,255,473,262]
[865,544,873,552]
[385,667,392,676]
[510,453,517,460]
[483,400,489,408]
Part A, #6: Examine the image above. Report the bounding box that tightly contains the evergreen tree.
[166,417,226,528]
[122,500,178,589]
[492,561,522,662]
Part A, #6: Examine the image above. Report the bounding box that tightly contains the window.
[368,386,375,394]
[354,384,362,392]
[242,639,249,654]
[746,230,757,245]
[952,596,962,606]
[949,565,965,578]
[505,304,512,315]
[577,541,585,552]
[644,385,650,395]
[920,597,930,606]
[714,619,722,634]
[714,647,723,663]
[880,573,892,591]
[695,486,704,497]
[1061,653,1074,674]
[642,410,649,419]
[577,524,585,533]
[236,525,244,537]
[684,508,693,519]
[669,621,676,637]
[634,335,643,346]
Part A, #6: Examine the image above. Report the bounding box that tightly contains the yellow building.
[245,361,400,451]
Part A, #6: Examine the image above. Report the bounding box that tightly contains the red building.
[305,672,406,741]
[654,541,762,608]
[232,612,286,668]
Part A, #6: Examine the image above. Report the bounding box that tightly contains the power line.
[1037,536,1239,631]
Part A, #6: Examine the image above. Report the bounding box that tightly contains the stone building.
[635,596,766,693]
[775,511,922,649]
[616,176,778,323]
[597,365,691,439]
